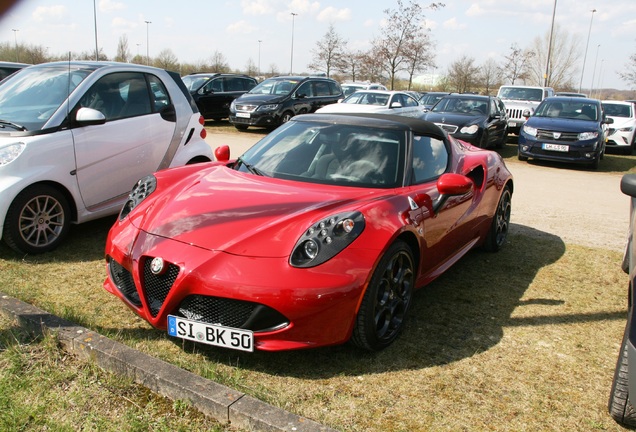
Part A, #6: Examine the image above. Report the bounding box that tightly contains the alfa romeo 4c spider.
[104,113,513,352]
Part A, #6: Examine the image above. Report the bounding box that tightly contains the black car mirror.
[604,117,614,125]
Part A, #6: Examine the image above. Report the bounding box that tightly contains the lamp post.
[258,39,262,76]
[290,12,297,75]
[145,20,151,66]
[544,0,558,87]
[11,29,18,62]
[578,8,596,93]
[93,0,99,61]
[590,44,600,97]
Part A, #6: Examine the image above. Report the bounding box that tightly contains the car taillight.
[198,115,205,125]
[200,128,207,139]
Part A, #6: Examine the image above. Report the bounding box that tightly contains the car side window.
[206,78,223,93]
[403,95,418,107]
[80,72,151,121]
[328,82,341,96]
[147,74,170,111]
[314,81,330,97]
[411,135,448,184]
[296,81,313,98]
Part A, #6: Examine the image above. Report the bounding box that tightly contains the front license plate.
[542,143,569,152]
[167,315,254,352]
[236,112,250,118]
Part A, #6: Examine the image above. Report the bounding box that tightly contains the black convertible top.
[292,113,447,141]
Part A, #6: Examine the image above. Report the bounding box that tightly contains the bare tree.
[403,36,435,90]
[446,55,480,93]
[479,58,503,94]
[308,24,347,78]
[620,50,636,89]
[502,43,534,85]
[209,51,230,73]
[244,58,258,76]
[372,0,444,89]
[115,34,131,63]
[526,24,580,88]
[155,48,179,71]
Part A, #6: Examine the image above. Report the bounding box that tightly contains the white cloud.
[465,4,483,17]
[317,7,351,22]
[227,20,257,34]
[32,5,66,22]
[241,0,275,15]
[99,0,126,13]
[443,17,467,30]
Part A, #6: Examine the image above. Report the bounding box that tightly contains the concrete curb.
[0,292,337,432]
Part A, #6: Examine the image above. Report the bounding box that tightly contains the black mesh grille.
[142,258,180,317]
[176,295,289,332]
[536,129,580,142]
[108,258,141,307]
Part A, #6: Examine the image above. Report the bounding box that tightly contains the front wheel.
[483,186,512,252]
[234,124,248,131]
[280,111,294,124]
[608,314,636,427]
[351,241,415,351]
[3,185,72,254]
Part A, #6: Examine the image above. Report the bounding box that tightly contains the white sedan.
[602,100,636,154]
[316,90,426,118]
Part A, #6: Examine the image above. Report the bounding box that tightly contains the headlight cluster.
[0,142,26,166]
[460,124,479,135]
[578,131,599,141]
[522,125,538,137]
[290,211,365,268]
[257,104,279,112]
[119,175,157,220]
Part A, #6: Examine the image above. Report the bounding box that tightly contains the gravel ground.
[205,129,630,253]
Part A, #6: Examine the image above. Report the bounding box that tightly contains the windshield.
[342,92,389,106]
[181,75,209,92]
[431,97,488,115]
[498,87,543,102]
[421,93,445,106]
[603,103,632,118]
[342,84,365,97]
[237,120,405,188]
[535,100,599,121]
[0,66,92,131]
[248,78,300,96]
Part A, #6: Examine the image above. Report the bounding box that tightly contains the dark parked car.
[419,92,451,110]
[422,94,508,148]
[0,61,30,80]
[609,173,636,427]
[517,97,612,169]
[229,75,343,130]
[181,73,257,121]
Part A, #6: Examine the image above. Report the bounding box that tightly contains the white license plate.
[167,315,254,352]
[542,143,569,152]
[236,112,250,118]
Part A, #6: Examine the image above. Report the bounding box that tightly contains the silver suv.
[497,85,554,135]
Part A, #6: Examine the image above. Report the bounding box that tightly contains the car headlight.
[290,211,365,268]
[0,142,26,166]
[522,124,537,137]
[460,124,479,135]
[257,104,279,112]
[119,175,157,220]
[619,126,634,133]
[578,131,599,141]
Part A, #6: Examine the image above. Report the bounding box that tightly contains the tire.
[3,185,71,254]
[608,315,636,427]
[351,241,415,351]
[589,152,601,170]
[234,124,248,131]
[482,186,512,252]
[517,149,528,161]
[280,111,294,124]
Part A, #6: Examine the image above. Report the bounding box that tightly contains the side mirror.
[75,107,106,126]
[604,117,614,125]
[390,102,403,109]
[215,145,230,162]
[432,173,474,214]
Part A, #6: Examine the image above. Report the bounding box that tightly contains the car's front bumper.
[104,223,377,351]
[518,133,603,165]
[229,111,280,128]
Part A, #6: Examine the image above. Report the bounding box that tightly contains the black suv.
[181,73,258,121]
[0,61,30,81]
[229,75,343,130]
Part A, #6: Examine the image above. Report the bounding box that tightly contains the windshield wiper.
[0,119,26,131]
[236,157,266,176]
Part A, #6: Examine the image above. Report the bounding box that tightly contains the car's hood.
[424,112,482,127]
[137,166,389,257]
[525,116,599,132]
[317,103,389,114]
[234,93,285,105]
[607,116,635,129]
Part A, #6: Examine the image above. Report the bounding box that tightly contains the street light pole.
[544,0,557,87]
[258,40,262,76]
[145,20,151,66]
[93,0,99,61]
[11,29,18,62]
[590,44,600,97]
[290,12,297,75]
[578,8,596,93]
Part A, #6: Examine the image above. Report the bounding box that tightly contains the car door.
[405,135,479,278]
[197,77,224,119]
[72,72,176,210]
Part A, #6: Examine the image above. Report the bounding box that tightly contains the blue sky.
[1,0,635,90]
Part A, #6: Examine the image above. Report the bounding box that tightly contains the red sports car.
[104,113,513,352]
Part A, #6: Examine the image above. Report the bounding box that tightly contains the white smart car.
[0,61,214,254]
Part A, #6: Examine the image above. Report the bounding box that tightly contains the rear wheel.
[3,185,71,254]
[608,314,636,427]
[483,186,512,252]
[234,124,248,131]
[352,241,415,351]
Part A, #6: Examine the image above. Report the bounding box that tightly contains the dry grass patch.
[0,217,630,431]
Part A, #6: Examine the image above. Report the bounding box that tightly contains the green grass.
[0,217,630,431]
